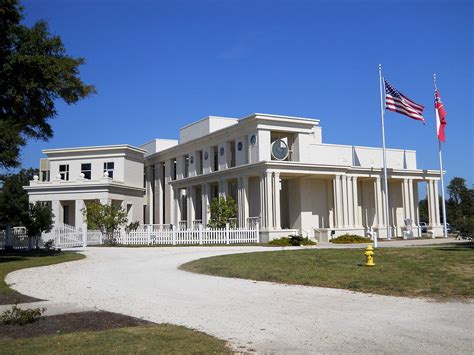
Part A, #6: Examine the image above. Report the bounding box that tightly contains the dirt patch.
[0,311,153,340]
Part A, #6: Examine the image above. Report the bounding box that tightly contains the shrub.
[43,239,54,250]
[1,304,46,325]
[455,216,474,239]
[269,235,316,246]
[330,234,372,244]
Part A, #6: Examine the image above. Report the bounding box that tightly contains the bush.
[1,304,46,325]
[455,217,474,239]
[330,234,372,244]
[269,235,316,246]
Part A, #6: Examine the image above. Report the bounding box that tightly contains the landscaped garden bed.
[181,244,474,300]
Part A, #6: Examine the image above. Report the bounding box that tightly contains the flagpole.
[378,64,391,242]
[434,73,448,238]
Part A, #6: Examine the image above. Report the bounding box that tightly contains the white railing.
[178,221,188,230]
[41,223,83,249]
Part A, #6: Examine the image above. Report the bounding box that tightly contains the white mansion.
[25,113,444,241]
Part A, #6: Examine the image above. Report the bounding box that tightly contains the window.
[213,146,219,172]
[59,164,69,181]
[63,205,69,224]
[172,159,177,180]
[81,163,91,180]
[229,141,236,167]
[184,155,189,178]
[41,170,50,182]
[197,151,203,175]
[103,162,114,179]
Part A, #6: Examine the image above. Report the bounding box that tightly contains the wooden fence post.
[256,222,260,243]
[147,225,151,245]
[172,225,177,246]
[199,224,203,245]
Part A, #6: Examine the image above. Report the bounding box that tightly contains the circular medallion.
[189,155,194,164]
[237,141,243,151]
[204,151,209,160]
[220,146,225,156]
[250,134,257,146]
[271,139,289,160]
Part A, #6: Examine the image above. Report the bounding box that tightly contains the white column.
[402,179,409,221]
[164,159,174,224]
[273,172,281,230]
[174,188,181,226]
[154,162,163,224]
[352,177,360,227]
[218,179,227,198]
[434,180,441,226]
[259,174,267,228]
[145,165,154,224]
[265,172,273,229]
[187,186,194,228]
[375,177,384,227]
[333,175,343,228]
[237,177,249,228]
[327,179,335,228]
[427,180,436,226]
[408,179,415,223]
[52,200,61,226]
[345,176,354,228]
[75,199,84,228]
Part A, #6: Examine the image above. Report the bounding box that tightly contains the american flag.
[384,79,425,123]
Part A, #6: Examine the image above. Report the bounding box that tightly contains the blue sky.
[17,0,474,188]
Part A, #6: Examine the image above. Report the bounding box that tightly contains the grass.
[0,324,231,354]
[0,251,85,303]
[181,244,474,301]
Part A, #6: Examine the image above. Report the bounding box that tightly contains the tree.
[418,198,428,223]
[21,201,54,249]
[0,168,37,228]
[0,0,95,169]
[446,177,474,231]
[207,196,238,229]
[83,201,128,245]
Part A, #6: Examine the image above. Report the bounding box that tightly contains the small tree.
[83,201,128,245]
[207,196,237,229]
[21,202,54,249]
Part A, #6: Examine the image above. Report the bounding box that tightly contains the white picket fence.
[113,224,259,246]
[2,223,259,249]
[0,228,29,249]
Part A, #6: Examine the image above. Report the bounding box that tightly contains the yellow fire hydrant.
[364,244,375,267]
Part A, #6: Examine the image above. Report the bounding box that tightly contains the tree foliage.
[207,196,237,229]
[0,0,95,168]
[22,201,53,248]
[0,168,37,227]
[83,201,128,245]
[446,177,474,234]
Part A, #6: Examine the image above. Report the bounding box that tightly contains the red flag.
[435,90,447,142]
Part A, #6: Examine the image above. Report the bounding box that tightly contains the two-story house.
[25,145,146,228]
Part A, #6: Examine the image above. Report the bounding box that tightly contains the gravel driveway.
[6,246,473,353]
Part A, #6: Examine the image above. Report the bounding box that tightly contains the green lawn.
[0,251,85,303]
[0,324,231,354]
[181,245,474,300]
